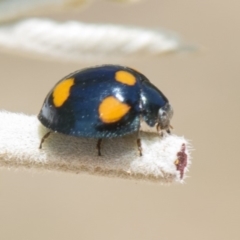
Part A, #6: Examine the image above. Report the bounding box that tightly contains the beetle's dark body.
[38,65,172,142]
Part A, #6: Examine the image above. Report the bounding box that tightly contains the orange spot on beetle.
[52,78,74,107]
[115,70,136,86]
[99,96,131,123]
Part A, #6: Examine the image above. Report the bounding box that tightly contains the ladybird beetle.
[38,65,173,156]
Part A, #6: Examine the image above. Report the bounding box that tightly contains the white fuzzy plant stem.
[0,111,191,183]
[0,19,183,62]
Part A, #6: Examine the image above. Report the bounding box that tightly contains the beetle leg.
[137,138,142,157]
[156,123,164,137]
[136,128,143,156]
[167,125,173,134]
[96,138,102,156]
[39,131,51,149]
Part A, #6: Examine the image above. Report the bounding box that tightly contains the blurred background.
[0,0,240,239]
